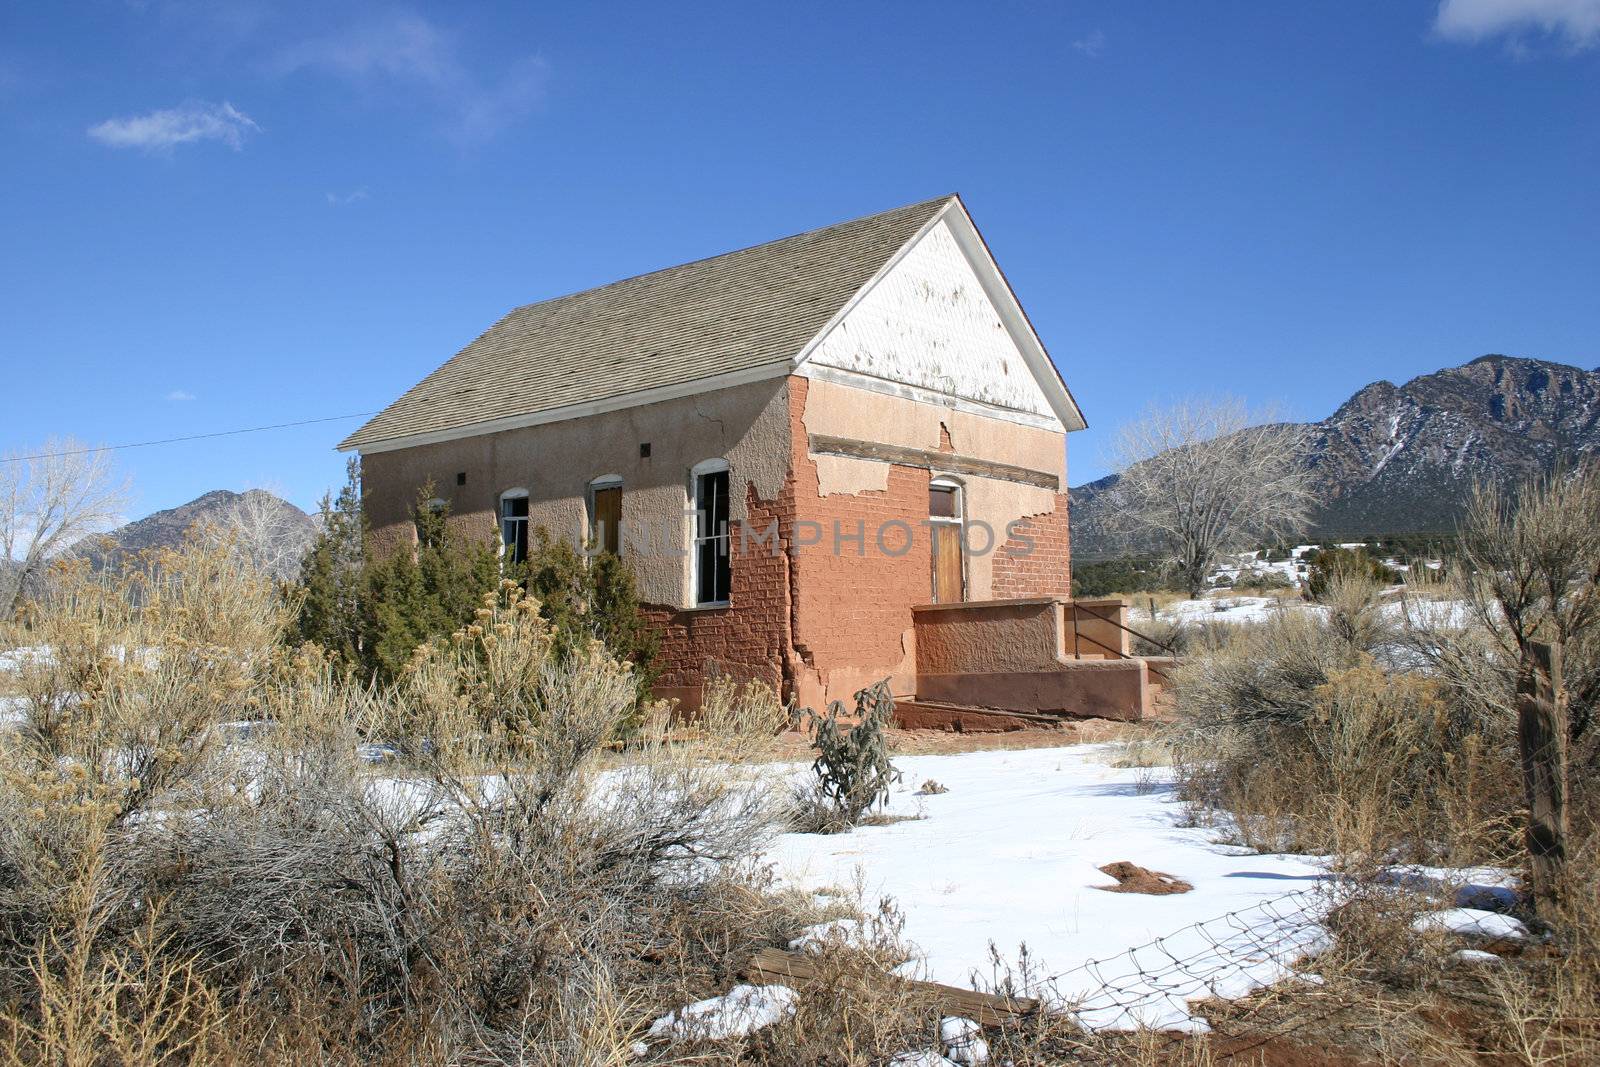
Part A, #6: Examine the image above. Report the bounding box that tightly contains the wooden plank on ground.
[743,947,1039,1027]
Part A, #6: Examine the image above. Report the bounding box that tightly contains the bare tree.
[210,488,317,581]
[1105,397,1314,598]
[1458,466,1600,658]
[1455,465,1600,911]
[0,438,128,616]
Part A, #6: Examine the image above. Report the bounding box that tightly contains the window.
[691,461,731,606]
[500,490,529,564]
[929,479,964,604]
[588,476,622,556]
[418,497,450,548]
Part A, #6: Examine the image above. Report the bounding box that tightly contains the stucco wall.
[912,599,1064,675]
[916,662,1147,722]
[911,597,1132,674]
[361,377,791,608]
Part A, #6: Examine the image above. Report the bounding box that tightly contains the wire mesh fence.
[1018,887,1339,1032]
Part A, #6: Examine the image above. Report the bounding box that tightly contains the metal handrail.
[1070,601,1179,657]
[1066,623,1176,687]
[1070,627,1123,659]
[1066,601,1179,687]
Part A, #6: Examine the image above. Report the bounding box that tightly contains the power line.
[3,411,379,463]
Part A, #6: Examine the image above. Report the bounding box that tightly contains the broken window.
[500,491,529,564]
[692,463,731,606]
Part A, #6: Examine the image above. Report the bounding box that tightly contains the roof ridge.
[497,193,958,318]
[342,194,960,451]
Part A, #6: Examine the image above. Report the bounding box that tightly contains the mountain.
[78,489,319,581]
[1071,355,1600,558]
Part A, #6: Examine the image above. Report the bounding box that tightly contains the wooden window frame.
[929,477,966,604]
[499,489,530,565]
[586,475,623,557]
[689,459,732,608]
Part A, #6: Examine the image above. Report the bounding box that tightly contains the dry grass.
[1201,858,1600,1066]
[0,542,814,1065]
[1126,590,1191,617]
[691,671,791,761]
[1153,472,1600,1063]
[1165,574,1521,864]
[1105,732,1173,769]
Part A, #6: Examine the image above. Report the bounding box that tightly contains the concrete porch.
[897,597,1174,728]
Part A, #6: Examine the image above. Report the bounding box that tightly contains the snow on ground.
[0,646,50,673]
[645,983,797,1042]
[1152,595,1294,625]
[1137,593,1473,631]
[764,744,1331,1031]
[1378,865,1520,911]
[1413,909,1529,941]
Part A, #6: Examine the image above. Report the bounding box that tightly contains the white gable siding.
[800,218,1057,423]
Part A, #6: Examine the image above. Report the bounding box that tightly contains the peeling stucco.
[805,218,1056,418]
[800,377,1064,499]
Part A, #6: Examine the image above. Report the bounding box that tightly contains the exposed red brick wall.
[642,376,935,711]
[786,378,930,704]
[991,491,1073,599]
[641,468,796,706]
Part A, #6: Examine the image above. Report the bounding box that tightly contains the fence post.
[1517,639,1567,913]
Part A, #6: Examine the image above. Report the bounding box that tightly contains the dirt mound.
[1096,861,1193,895]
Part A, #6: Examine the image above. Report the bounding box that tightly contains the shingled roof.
[341,195,959,451]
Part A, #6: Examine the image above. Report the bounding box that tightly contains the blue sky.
[2,1,1598,518]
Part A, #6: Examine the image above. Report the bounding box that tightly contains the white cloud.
[1072,29,1107,58]
[325,187,369,206]
[1434,0,1600,50]
[166,390,197,402]
[275,11,546,143]
[278,11,455,85]
[88,101,259,151]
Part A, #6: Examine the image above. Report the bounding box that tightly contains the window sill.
[683,601,731,613]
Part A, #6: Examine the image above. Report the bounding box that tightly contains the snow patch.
[940,1016,989,1063]
[789,918,862,953]
[1413,909,1529,941]
[646,983,797,1042]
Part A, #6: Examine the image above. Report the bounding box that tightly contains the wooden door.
[929,482,964,603]
[592,486,621,555]
[932,523,963,603]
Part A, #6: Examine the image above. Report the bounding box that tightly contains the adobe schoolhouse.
[343,195,1167,721]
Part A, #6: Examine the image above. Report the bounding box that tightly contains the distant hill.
[1071,355,1600,558]
[78,489,318,581]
